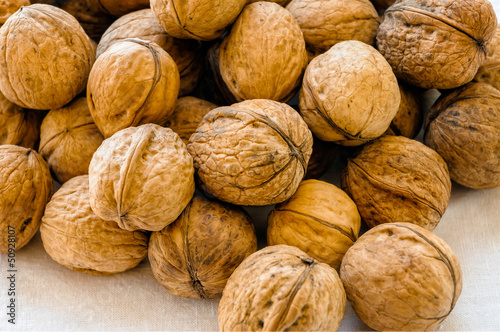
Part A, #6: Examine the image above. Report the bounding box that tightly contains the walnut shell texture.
[89,124,195,232]
[219,2,308,102]
[376,0,497,89]
[39,96,104,184]
[218,245,346,331]
[40,175,148,275]
[148,195,257,299]
[424,82,500,189]
[0,145,53,253]
[0,4,95,110]
[299,40,400,146]
[385,80,423,138]
[0,0,30,24]
[340,222,462,331]
[96,9,203,96]
[89,0,149,17]
[474,26,500,91]
[187,99,313,206]
[342,135,451,231]
[268,179,361,270]
[88,38,180,139]
[150,0,246,41]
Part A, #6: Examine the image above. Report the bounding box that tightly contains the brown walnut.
[218,245,346,331]
[0,0,29,24]
[341,135,451,231]
[385,80,423,138]
[474,26,500,91]
[376,0,497,89]
[148,195,257,299]
[247,0,291,6]
[0,145,53,253]
[40,175,149,275]
[340,222,462,331]
[188,99,313,206]
[424,82,500,189]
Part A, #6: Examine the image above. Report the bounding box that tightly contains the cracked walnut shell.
[148,195,257,299]
[340,222,462,331]
[89,124,195,232]
[187,99,313,206]
[218,245,346,331]
[40,175,148,275]
[341,135,451,231]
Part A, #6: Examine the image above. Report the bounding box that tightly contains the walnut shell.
[247,0,291,6]
[218,245,346,331]
[89,124,195,231]
[0,0,29,24]
[341,135,451,231]
[286,0,379,58]
[188,99,313,206]
[219,2,308,102]
[304,135,338,179]
[89,0,149,17]
[39,96,104,184]
[96,9,203,96]
[424,82,500,189]
[474,26,500,91]
[340,222,462,331]
[385,80,423,138]
[87,38,180,139]
[40,175,148,275]
[0,91,42,148]
[299,40,400,146]
[149,195,257,299]
[376,0,497,89]
[267,179,361,270]
[150,0,246,41]
[0,145,53,253]
[164,96,217,145]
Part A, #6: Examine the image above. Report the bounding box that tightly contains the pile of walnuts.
[1,0,499,331]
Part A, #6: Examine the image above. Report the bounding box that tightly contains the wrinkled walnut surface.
[474,26,500,91]
[0,0,29,24]
[40,175,148,275]
[340,222,462,331]
[218,245,345,331]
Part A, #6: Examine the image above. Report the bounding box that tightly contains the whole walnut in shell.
[87,38,180,138]
[286,0,379,59]
[219,1,308,102]
[0,0,29,24]
[267,179,361,270]
[304,135,338,179]
[188,99,313,206]
[164,96,217,145]
[341,135,451,231]
[474,26,500,91]
[149,195,257,299]
[376,0,497,89]
[385,80,423,138]
[39,97,104,184]
[89,0,149,17]
[340,222,462,331]
[96,9,203,96]
[0,4,95,110]
[41,175,149,275]
[424,82,500,189]
[89,124,195,232]
[218,245,346,331]
[150,0,246,41]
[299,40,400,146]
[0,145,53,253]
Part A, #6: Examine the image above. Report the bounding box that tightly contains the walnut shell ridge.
[187,99,313,206]
[474,26,500,91]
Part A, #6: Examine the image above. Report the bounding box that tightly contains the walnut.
[341,135,451,231]
[206,42,238,106]
[148,195,257,299]
[474,26,500,91]
[219,2,308,102]
[385,80,423,138]
[89,0,149,17]
[267,179,360,270]
[376,0,497,89]
[150,0,246,41]
[188,99,313,206]
[0,91,42,148]
[303,135,338,180]
[299,40,400,146]
[340,222,462,331]
[87,38,180,139]
[39,96,104,184]
[0,4,95,110]
[424,82,500,189]
[0,0,29,24]
[0,145,53,253]
[96,9,203,96]
[286,0,379,59]
[247,0,291,6]
[40,175,148,275]
[89,124,195,232]
[218,245,346,331]
[165,97,217,145]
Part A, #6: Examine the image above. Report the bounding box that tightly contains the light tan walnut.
[0,0,29,24]
[474,26,500,91]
